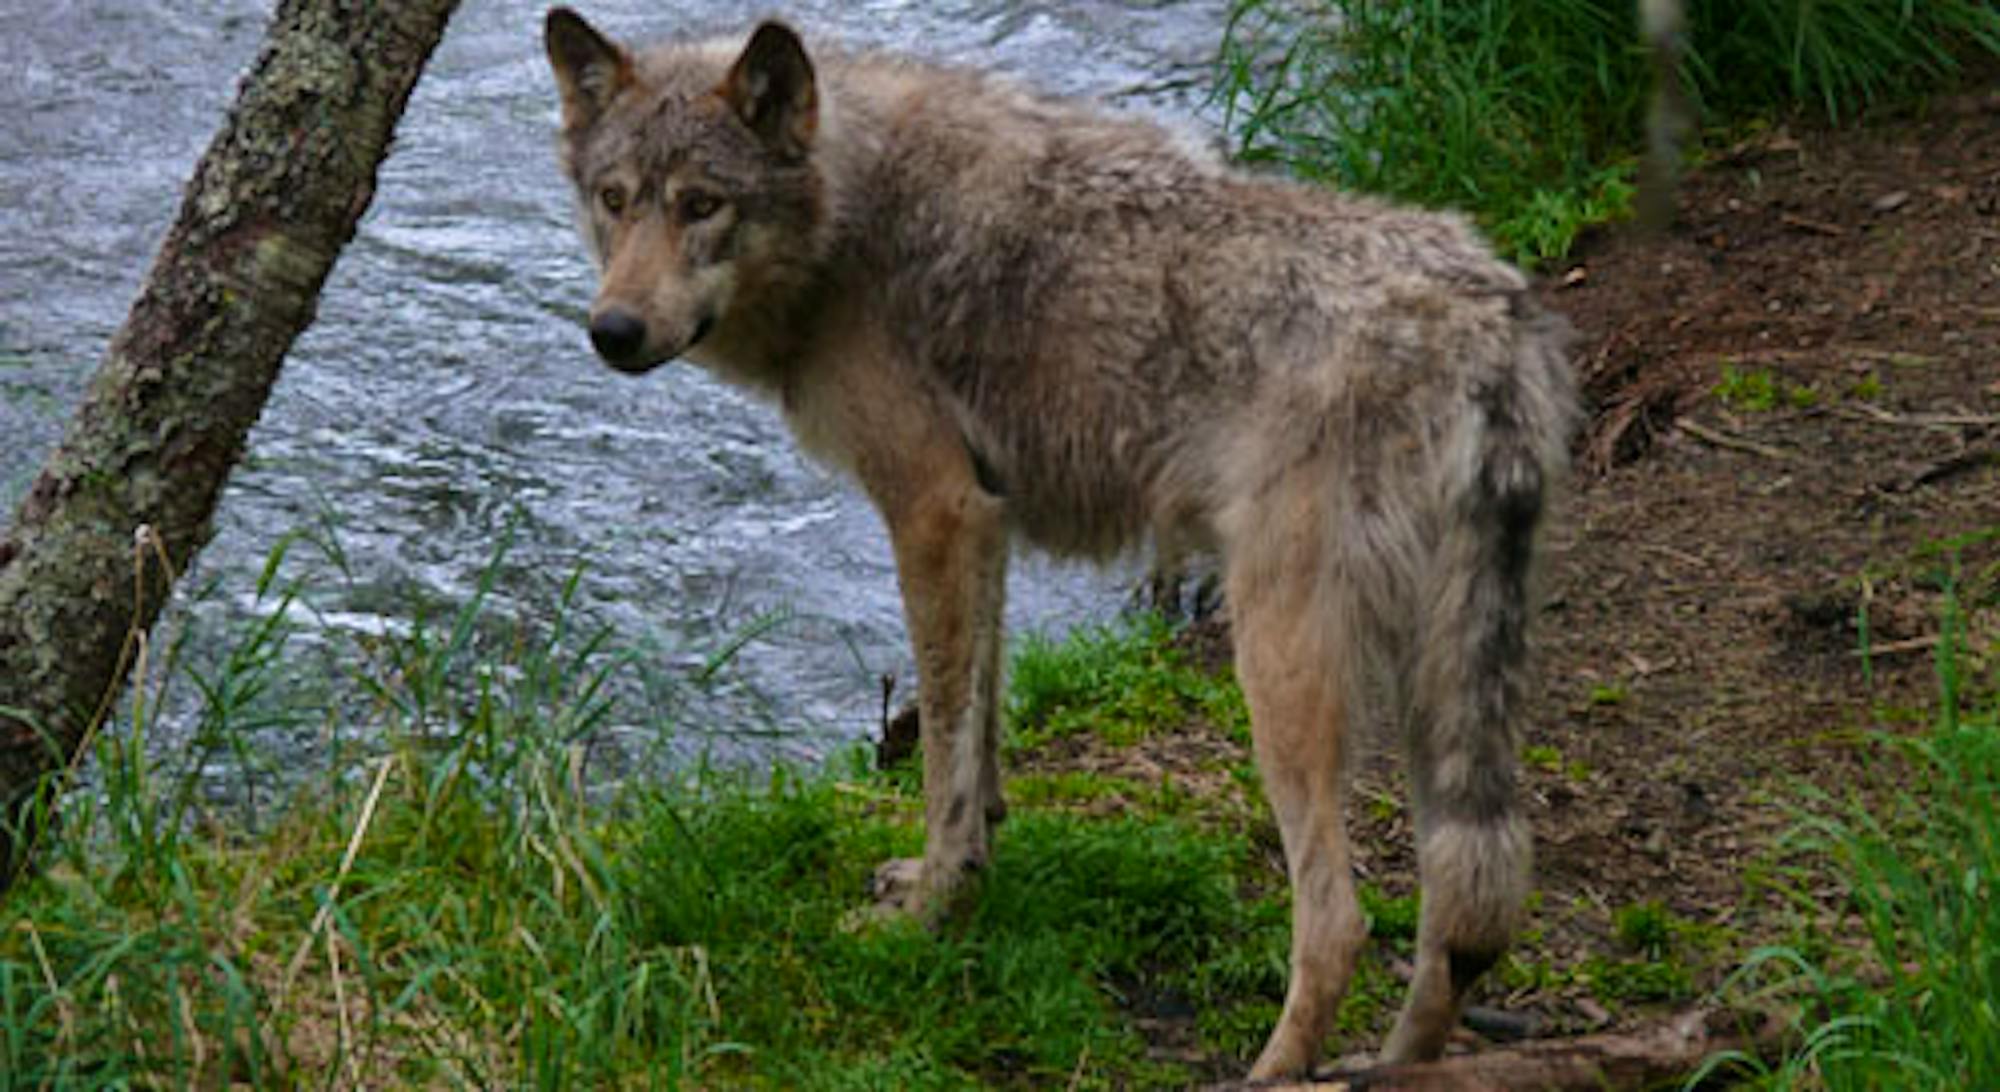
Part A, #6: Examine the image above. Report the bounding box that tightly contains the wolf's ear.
[546,8,634,130]
[720,21,818,158]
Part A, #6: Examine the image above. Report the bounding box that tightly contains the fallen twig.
[1780,212,1846,236]
[1872,442,2000,492]
[1216,1008,1795,1091]
[1834,403,2000,429]
[1852,634,1941,658]
[1906,444,1999,488]
[1677,418,1800,462]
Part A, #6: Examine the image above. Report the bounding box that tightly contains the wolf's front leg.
[873,475,1009,920]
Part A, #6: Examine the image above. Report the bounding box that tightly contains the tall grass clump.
[1217,0,2000,263]
[1692,1,2000,122]
[0,537,669,1088]
[1714,564,2000,1088]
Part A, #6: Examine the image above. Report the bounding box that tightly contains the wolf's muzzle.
[588,309,649,372]
[587,309,717,374]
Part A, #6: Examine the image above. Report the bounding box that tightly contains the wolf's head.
[545,9,823,374]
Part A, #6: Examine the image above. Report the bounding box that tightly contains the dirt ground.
[1409,89,2000,1041]
[1526,86,1998,965]
[1055,88,2000,1065]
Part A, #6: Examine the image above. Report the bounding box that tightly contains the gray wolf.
[543,8,1576,1077]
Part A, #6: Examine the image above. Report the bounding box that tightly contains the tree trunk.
[0,0,460,885]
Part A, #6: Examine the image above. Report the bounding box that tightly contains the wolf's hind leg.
[1229,493,1367,1081]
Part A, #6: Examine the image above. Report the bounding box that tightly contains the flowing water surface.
[0,0,1231,777]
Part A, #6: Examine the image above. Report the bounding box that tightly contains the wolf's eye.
[677,191,723,223]
[598,186,627,215]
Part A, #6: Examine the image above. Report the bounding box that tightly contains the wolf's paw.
[851,855,981,929]
[835,858,927,933]
[869,856,926,910]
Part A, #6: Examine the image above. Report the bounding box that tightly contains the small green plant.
[1612,899,1675,959]
[1580,954,1695,1004]
[1714,364,1781,411]
[1523,743,1565,773]
[1010,769,1146,808]
[1360,784,1401,823]
[1525,742,1591,781]
[1713,364,1824,412]
[1360,886,1420,945]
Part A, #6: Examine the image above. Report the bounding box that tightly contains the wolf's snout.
[588,309,648,370]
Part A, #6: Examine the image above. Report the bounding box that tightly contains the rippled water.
[0,0,1230,769]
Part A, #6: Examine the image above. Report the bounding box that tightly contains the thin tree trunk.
[0,0,460,885]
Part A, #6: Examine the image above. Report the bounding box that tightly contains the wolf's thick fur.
[544,9,1576,1076]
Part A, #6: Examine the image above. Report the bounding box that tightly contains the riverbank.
[5,54,1999,1092]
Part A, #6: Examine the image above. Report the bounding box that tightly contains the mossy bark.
[0,0,460,884]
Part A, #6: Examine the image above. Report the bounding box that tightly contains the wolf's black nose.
[588,309,647,366]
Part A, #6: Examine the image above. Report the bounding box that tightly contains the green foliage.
[1578,953,1695,1003]
[1217,0,2000,263]
[618,794,1252,1087]
[1217,0,1648,264]
[1524,742,1591,781]
[1714,363,1783,411]
[1360,885,1421,945]
[1493,898,1713,1008]
[1008,769,1207,819]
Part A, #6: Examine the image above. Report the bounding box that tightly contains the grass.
[1006,614,1249,751]
[5,518,1994,1085]
[1215,0,2000,264]
[0,552,1292,1088]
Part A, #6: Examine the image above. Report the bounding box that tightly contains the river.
[0,0,1232,776]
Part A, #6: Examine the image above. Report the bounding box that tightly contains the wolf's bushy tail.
[1342,295,1575,955]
